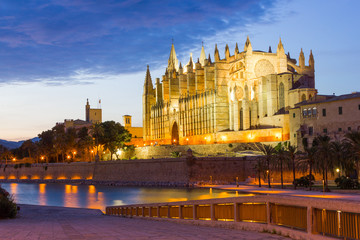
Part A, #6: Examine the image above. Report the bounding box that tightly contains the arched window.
[279,83,285,110]
[301,94,306,102]
[240,108,243,130]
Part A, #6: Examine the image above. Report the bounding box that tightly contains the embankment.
[0,156,325,185]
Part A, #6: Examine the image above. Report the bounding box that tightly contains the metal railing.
[106,195,360,239]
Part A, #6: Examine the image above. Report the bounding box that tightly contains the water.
[1,183,253,212]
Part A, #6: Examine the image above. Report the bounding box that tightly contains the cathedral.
[143,37,316,145]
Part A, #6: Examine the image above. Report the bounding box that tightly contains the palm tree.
[274,142,289,189]
[285,142,298,189]
[344,131,360,179]
[255,143,276,188]
[298,138,317,190]
[253,157,265,187]
[313,135,334,192]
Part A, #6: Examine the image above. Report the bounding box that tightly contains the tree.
[331,140,353,177]
[253,157,265,187]
[0,145,13,164]
[274,142,289,189]
[298,138,317,190]
[38,129,55,163]
[98,121,131,161]
[285,142,298,189]
[52,124,67,162]
[255,143,276,188]
[313,135,334,192]
[20,140,37,162]
[91,123,104,161]
[77,127,94,161]
[344,131,360,179]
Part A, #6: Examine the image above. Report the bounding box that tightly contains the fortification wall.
[127,142,282,159]
[0,157,326,184]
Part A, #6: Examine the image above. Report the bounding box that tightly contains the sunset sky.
[0,0,359,141]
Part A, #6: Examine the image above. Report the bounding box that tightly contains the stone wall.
[123,142,282,160]
[0,156,327,185]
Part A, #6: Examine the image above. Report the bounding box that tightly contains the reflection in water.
[1,183,253,212]
[38,184,46,205]
[10,183,18,195]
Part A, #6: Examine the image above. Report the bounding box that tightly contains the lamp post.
[336,168,340,178]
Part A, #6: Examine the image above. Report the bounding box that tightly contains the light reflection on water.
[1,183,254,212]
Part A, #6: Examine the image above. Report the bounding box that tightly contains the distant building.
[123,115,143,146]
[59,99,102,132]
[143,37,316,145]
[86,99,102,124]
[289,92,360,148]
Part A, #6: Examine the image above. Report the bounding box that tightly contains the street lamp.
[336,168,340,178]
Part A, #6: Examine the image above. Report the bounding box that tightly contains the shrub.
[228,143,233,148]
[170,151,182,158]
[293,174,314,188]
[0,187,17,219]
[25,163,31,168]
[335,176,360,189]
[14,164,18,169]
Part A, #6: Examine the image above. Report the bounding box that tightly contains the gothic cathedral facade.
[143,37,316,145]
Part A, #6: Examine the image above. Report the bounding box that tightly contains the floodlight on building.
[12,158,16,162]
[67,155,71,159]
[221,136,226,141]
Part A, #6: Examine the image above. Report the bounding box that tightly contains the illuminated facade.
[290,92,360,149]
[143,37,316,145]
[123,115,144,146]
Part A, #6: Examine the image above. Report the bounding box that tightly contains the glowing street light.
[336,168,340,178]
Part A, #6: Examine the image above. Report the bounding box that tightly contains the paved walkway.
[204,184,360,201]
[0,205,288,240]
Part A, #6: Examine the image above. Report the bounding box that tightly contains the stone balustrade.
[106,195,360,240]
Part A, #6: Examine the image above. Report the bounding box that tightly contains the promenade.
[0,205,288,240]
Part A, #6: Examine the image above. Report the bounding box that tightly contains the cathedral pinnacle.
[144,65,153,93]
[168,43,179,72]
[208,53,212,64]
[225,44,230,59]
[309,50,314,68]
[277,38,284,55]
[199,45,206,66]
[299,48,305,68]
[214,44,220,61]
[244,36,252,52]
[235,43,239,54]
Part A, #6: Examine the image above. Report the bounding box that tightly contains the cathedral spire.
[179,62,183,74]
[186,53,194,72]
[199,44,206,66]
[144,65,153,93]
[208,53,212,64]
[268,46,272,53]
[168,43,179,72]
[225,44,230,59]
[309,50,314,69]
[299,48,305,68]
[277,38,284,51]
[244,36,252,52]
[235,43,239,54]
[214,44,220,61]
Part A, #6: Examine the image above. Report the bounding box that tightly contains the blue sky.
[0,0,359,141]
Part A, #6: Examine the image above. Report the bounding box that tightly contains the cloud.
[0,0,277,85]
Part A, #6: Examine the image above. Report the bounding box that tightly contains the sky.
[0,0,359,141]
